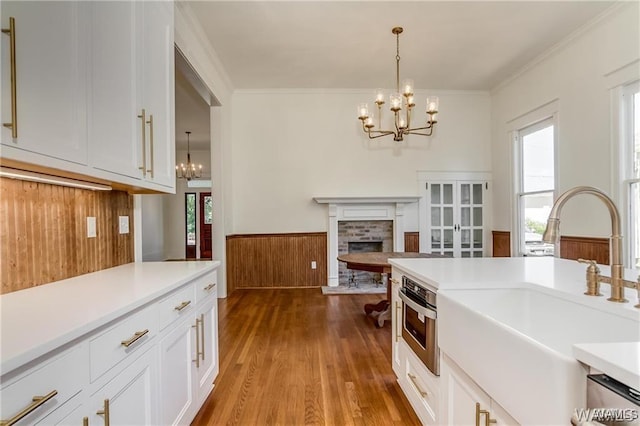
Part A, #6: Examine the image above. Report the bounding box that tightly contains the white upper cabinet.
[1,1,88,165]
[89,1,175,191]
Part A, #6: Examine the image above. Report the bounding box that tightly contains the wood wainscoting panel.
[1,178,134,294]
[492,230,511,257]
[560,235,610,265]
[226,232,327,293]
[404,232,419,253]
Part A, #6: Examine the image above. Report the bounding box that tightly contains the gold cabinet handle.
[390,278,400,284]
[174,300,191,311]
[203,283,216,291]
[146,114,154,177]
[199,313,205,361]
[395,302,402,342]
[2,17,17,138]
[83,417,89,426]
[0,390,57,426]
[407,373,427,398]
[192,318,201,367]
[137,109,147,177]
[475,403,496,426]
[96,399,110,426]
[120,329,149,348]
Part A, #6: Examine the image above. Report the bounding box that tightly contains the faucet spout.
[542,186,627,303]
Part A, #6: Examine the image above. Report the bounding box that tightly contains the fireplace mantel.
[314,196,420,287]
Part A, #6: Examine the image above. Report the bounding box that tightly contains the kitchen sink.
[438,287,639,425]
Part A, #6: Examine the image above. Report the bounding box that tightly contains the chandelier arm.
[406,123,434,132]
[368,131,396,140]
[406,128,434,137]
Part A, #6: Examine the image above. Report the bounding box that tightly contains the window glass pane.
[461,229,470,248]
[522,125,554,192]
[473,229,483,249]
[204,196,213,224]
[473,184,483,204]
[186,193,196,246]
[443,207,453,226]
[521,192,555,256]
[431,184,441,204]
[460,184,470,205]
[461,207,470,226]
[431,230,441,249]
[631,182,640,268]
[443,184,453,204]
[473,251,483,258]
[461,252,471,258]
[431,207,441,226]
[444,230,453,249]
[635,92,640,179]
[473,207,483,226]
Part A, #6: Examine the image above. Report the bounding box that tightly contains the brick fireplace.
[313,196,419,287]
[338,220,393,286]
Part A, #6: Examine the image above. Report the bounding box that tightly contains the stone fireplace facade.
[313,196,420,287]
[338,220,393,286]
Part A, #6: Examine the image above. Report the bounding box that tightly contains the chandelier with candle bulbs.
[358,27,439,142]
[175,131,202,180]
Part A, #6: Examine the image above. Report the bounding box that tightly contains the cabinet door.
[89,1,142,180]
[139,0,175,188]
[1,1,87,164]
[158,317,196,425]
[89,347,158,426]
[195,297,218,404]
[457,181,486,258]
[440,355,491,426]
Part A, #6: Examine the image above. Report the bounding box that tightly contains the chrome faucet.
[542,186,628,303]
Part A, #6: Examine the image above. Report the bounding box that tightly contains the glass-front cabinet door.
[427,181,487,257]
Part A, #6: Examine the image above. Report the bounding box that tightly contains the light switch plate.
[119,216,129,234]
[87,217,97,238]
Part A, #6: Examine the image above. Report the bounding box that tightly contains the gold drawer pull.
[395,302,402,342]
[83,417,89,426]
[0,389,58,426]
[199,313,205,361]
[407,373,428,398]
[120,329,149,348]
[475,402,496,426]
[174,300,191,311]
[2,17,17,138]
[203,283,216,291]
[192,318,201,368]
[390,278,400,284]
[96,399,110,426]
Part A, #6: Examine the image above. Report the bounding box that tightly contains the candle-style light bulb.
[426,96,439,114]
[402,79,414,96]
[357,103,369,120]
[390,93,402,111]
[375,89,385,105]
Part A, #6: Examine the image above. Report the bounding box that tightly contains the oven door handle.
[398,290,437,320]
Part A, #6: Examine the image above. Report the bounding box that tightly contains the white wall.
[231,90,491,233]
[491,3,640,242]
[140,195,165,261]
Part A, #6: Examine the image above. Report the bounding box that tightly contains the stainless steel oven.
[398,275,439,375]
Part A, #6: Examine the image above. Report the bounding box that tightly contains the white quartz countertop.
[0,261,220,376]
[389,257,640,387]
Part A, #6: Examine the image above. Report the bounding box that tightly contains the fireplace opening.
[338,220,393,287]
[348,241,383,254]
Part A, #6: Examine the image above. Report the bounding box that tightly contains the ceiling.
[185,1,616,91]
[175,1,617,151]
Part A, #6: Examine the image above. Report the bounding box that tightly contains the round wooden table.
[337,252,440,327]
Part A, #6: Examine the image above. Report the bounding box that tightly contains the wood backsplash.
[1,178,134,294]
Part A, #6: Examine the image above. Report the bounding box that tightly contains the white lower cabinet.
[390,271,403,377]
[441,354,518,426]
[0,269,219,426]
[396,341,440,425]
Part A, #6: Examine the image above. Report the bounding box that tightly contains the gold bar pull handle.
[199,313,205,361]
[390,278,400,285]
[475,403,496,426]
[0,390,58,426]
[120,329,149,348]
[203,283,216,292]
[174,300,191,311]
[146,114,154,177]
[96,399,110,426]
[407,373,427,398]
[192,318,201,367]
[2,17,17,138]
[83,417,89,426]
[137,109,147,177]
[395,302,402,342]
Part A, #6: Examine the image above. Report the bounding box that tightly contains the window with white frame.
[622,81,640,268]
[515,118,556,256]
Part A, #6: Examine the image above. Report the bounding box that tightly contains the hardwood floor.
[192,288,421,426]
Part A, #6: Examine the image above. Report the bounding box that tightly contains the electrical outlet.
[119,216,129,234]
[311,261,317,270]
[87,217,97,238]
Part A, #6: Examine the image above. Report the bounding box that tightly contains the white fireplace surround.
[314,196,420,287]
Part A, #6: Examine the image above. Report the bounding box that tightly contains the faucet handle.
[577,258,599,271]
[577,259,602,296]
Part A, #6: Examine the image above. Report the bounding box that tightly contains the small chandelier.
[357,27,439,142]
[175,131,202,180]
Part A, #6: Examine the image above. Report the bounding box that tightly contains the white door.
[457,181,486,258]
[441,356,491,426]
[89,348,158,426]
[427,182,456,257]
[1,1,87,164]
[159,318,196,425]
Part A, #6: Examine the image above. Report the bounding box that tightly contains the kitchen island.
[389,256,640,425]
[0,260,220,425]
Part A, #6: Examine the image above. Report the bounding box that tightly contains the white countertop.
[389,257,640,388]
[0,261,220,376]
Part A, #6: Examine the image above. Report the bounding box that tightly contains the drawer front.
[89,304,157,382]
[0,345,87,425]
[158,283,196,331]
[194,272,217,304]
[401,341,440,425]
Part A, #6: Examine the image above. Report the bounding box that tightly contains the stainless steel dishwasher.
[576,374,640,425]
